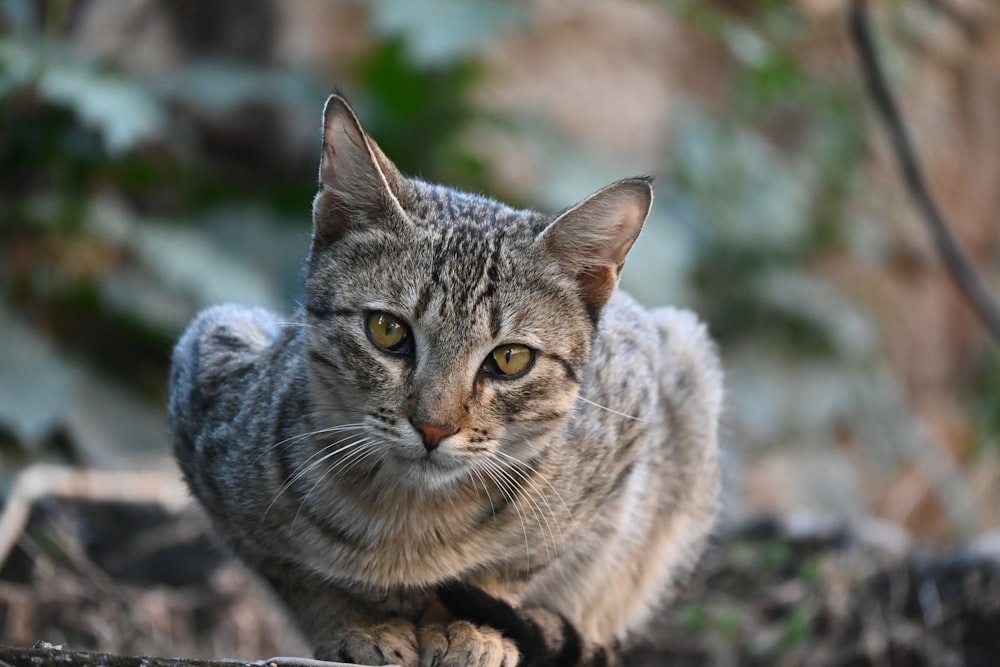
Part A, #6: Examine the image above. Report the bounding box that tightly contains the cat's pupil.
[490,344,533,377]
[367,312,409,352]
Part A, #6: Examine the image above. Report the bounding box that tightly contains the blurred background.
[2,0,1000,553]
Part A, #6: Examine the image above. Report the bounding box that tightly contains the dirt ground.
[1,468,998,667]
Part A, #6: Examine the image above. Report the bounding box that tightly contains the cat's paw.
[418,621,519,667]
[315,619,419,666]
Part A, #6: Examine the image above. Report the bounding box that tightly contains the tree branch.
[849,0,1000,344]
[0,643,386,667]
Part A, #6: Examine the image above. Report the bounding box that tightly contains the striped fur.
[169,95,722,666]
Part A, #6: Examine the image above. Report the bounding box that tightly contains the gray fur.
[169,95,722,667]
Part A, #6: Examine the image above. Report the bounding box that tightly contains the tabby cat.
[169,94,722,667]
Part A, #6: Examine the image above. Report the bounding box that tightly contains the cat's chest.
[300,480,542,587]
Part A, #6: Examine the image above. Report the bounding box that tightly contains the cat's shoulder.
[602,292,714,354]
[170,304,286,396]
[602,292,722,402]
[648,303,723,413]
[649,305,720,368]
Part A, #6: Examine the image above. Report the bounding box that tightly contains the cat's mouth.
[385,440,474,486]
[392,446,461,469]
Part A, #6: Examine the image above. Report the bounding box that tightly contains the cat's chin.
[383,448,472,491]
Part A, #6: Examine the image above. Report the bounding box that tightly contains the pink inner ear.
[576,265,618,311]
[599,213,644,267]
[538,178,651,313]
[588,184,651,267]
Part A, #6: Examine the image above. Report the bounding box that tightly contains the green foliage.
[970,348,1000,449]
[357,37,488,191]
[356,0,522,192]
[710,606,742,641]
[669,114,840,354]
[369,0,520,67]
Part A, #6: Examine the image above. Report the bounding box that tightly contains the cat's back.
[589,291,722,419]
[170,304,288,421]
[169,304,302,499]
[590,291,722,511]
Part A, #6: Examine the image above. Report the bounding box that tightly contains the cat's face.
[302,95,651,489]
[305,185,594,487]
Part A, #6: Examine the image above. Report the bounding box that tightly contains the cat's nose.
[410,419,456,451]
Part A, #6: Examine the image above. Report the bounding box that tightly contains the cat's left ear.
[312,94,408,247]
[539,177,653,315]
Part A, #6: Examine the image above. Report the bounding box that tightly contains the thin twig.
[0,464,189,568]
[849,0,1000,344]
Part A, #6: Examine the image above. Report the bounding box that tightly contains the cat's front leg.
[258,561,426,667]
[436,582,617,667]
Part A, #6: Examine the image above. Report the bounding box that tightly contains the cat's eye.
[366,311,411,354]
[486,344,535,378]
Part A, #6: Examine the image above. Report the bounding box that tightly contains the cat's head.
[304,94,651,489]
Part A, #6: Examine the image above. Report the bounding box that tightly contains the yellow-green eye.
[488,344,534,378]
[366,311,410,353]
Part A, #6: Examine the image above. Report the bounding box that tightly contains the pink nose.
[410,420,456,451]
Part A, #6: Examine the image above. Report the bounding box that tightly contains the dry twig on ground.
[0,643,384,667]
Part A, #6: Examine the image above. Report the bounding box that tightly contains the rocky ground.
[1,470,998,667]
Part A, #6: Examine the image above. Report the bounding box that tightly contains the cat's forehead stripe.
[401,184,547,335]
[408,182,542,233]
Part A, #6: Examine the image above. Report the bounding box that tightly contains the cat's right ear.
[312,94,408,246]
[539,177,653,317]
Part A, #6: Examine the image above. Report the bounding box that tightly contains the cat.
[169,93,723,667]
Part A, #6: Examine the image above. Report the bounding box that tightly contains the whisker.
[469,469,497,521]
[477,460,531,570]
[277,319,316,330]
[494,448,574,524]
[491,451,563,551]
[480,454,558,563]
[485,455,559,558]
[252,422,367,466]
[501,462,557,561]
[330,438,385,481]
[289,435,374,487]
[576,395,647,423]
[293,437,383,528]
[260,433,370,524]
